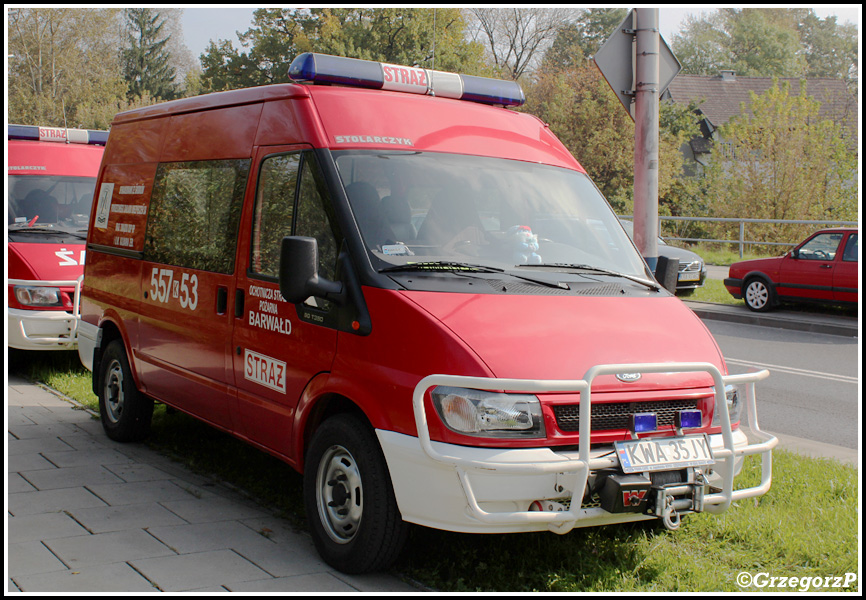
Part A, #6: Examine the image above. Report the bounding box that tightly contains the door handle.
[216,286,228,314]
[235,288,245,318]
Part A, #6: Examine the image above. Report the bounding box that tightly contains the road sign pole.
[594,8,681,275]
[633,7,660,270]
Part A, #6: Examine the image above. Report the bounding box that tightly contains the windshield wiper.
[517,263,661,292]
[8,226,87,239]
[381,261,570,290]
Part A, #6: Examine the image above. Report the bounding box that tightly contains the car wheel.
[98,339,153,442]
[304,413,408,574]
[743,277,775,312]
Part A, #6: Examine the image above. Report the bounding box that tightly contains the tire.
[98,339,153,442]
[743,277,775,312]
[304,413,408,574]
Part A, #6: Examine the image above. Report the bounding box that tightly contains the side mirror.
[790,248,799,259]
[654,255,678,293]
[279,236,344,304]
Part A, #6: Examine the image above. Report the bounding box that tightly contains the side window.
[144,159,249,273]
[295,156,339,284]
[251,154,300,277]
[251,152,339,284]
[797,232,843,261]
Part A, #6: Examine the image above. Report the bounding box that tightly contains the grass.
[685,278,739,305]
[9,350,859,592]
[685,243,775,267]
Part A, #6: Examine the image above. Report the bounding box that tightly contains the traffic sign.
[593,9,682,120]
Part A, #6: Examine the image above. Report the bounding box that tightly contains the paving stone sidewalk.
[7,375,420,593]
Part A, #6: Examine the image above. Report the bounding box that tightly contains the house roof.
[665,71,857,138]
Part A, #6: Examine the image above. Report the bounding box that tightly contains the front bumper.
[379,362,776,534]
[7,277,83,350]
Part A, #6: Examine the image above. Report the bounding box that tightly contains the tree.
[199,8,486,92]
[466,7,571,80]
[7,7,128,129]
[701,79,857,243]
[523,59,698,216]
[797,12,859,89]
[121,8,179,101]
[671,8,858,86]
[542,8,628,72]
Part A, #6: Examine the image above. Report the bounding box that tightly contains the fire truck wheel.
[304,413,408,574]
[98,339,153,442]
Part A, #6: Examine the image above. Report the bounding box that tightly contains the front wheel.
[304,414,407,574]
[743,277,775,312]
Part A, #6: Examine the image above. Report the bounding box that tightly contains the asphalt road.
[704,319,859,450]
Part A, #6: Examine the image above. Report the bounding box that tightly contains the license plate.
[678,271,701,281]
[615,434,714,473]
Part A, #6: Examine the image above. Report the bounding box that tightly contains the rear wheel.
[98,339,153,442]
[743,277,775,312]
[304,413,407,574]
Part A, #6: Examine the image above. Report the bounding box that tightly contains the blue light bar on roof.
[288,52,525,107]
[8,124,108,146]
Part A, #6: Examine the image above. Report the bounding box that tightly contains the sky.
[179,5,863,60]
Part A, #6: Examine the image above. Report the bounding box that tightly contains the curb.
[684,301,859,338]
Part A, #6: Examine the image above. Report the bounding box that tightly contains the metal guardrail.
[621,216,858,258]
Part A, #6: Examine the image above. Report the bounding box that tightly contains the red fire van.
[8,125,107,350]
[78,53,776,574]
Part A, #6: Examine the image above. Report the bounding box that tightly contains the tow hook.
[654,471,707,530]
[661,496,681,530]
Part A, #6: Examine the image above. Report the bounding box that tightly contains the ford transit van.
[9,125,107,350]
[78,53,776,574]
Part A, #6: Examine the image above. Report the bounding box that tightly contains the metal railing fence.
[620,216,858,258]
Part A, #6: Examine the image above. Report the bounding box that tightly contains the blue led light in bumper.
[288,52,525,107]
[630,412,658,433]
[676,409,703,429]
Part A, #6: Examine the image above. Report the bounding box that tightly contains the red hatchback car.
[725,228,859,312]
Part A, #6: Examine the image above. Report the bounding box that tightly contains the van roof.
[112,84,312,124]
[8,138,105,177]
[109,81,582,171]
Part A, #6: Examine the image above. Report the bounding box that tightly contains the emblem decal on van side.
[94,183,114,231]
[244,349,287,393]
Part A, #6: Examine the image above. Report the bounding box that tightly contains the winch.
[595,468,709,529]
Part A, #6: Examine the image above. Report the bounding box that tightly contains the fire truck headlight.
[712,384,742,428]
[14,286,63,307]
[431,386,545,438]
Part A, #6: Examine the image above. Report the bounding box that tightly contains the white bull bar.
[8,275,83,348]
[412,362,776,532]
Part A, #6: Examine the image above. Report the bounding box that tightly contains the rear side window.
[842,234,858,262]
[144,159,250,273]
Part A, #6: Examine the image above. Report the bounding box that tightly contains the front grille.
[678,260,702,272]
[553,399,700,432]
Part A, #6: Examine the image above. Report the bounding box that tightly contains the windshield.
[8,175,95,243]
[333,151,648,279]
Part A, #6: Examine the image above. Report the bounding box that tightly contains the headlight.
[712,384,742,427]
[14,286,63,307]
[431,386,545,438]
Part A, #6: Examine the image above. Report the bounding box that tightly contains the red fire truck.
[8,125,107,350]
[78,53,776,574]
